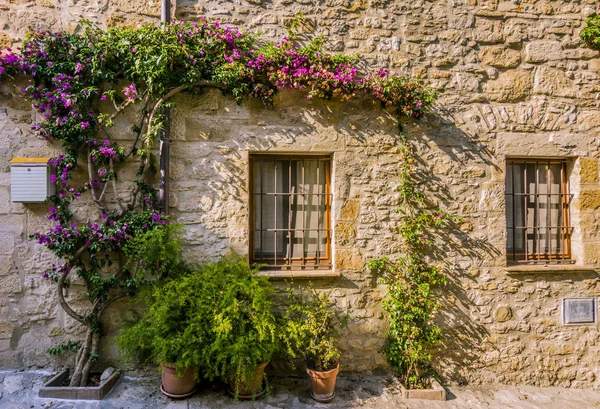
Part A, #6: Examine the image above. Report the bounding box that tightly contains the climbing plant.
[368,136,457,389]
[581,14,600,49]
[0,18,438,387]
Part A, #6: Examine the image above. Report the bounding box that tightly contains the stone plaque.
[563,298,596,325]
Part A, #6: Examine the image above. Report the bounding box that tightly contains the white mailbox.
[10,158,55,203]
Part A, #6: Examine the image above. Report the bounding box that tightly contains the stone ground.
[1,371,600,409]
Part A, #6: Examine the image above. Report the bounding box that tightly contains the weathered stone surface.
[580,158,598,184]
[335,222,355,245]
[483,70,532,102]
[525,41,563,63]
[479,46,521,68]
[0,321,15,340]
[1,0,600,391]
[494,306,513,323]
[0,33,12,50]
[533,67,577,98]
[339,199,360,221]
[335,248,364,270]
[579,190,600,211]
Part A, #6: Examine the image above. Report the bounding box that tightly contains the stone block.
[0,321,15,340]
[473,18,504,44]
[525,41,563,63]
[0,33,12,50]
[580,158,598,184]
[0,275,22,294]
[0,187,10,214]
[335,222,355,245]
[335,248,364,271]
[582,242,600,265]
[579,190,600,210]
[339,199,360,221]
[0,214,26,236]
[533,67,577,98]
[478,46,521,68]
[108,0,160,17]
[0,234,14,255]
[483,70,532,102]
[0,256,12,276]
[494,306,513,322]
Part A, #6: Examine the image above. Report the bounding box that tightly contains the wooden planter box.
[397,377,447,401]
[39,369,122,400]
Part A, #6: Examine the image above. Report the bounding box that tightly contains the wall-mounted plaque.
[563,298,596,325]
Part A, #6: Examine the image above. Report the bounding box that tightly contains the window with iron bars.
[250,155,332,270]
[505,159,573,263]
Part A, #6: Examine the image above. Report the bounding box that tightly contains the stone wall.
[1,0,600,389]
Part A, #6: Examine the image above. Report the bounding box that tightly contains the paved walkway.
[1,370,600,409]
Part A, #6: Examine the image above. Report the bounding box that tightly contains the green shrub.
[117,255,278,387]
[200,258,278,391]
[279,284,347,372]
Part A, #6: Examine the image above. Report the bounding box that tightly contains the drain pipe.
[159,0,170,214]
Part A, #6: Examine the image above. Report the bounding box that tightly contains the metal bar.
[301,159,306,267]
[317,160,322,265]
[523,163,528,261]
[536,162,540,262]
[252,228,331,232]
[547,161,551,258]
[254,192,333,196]
[511,161,516,261]
[559,163,563,261]
[274,160,277,267]
[288,159,293,265]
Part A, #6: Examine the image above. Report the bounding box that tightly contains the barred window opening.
[250,155,332,270]
[505,159,572,264]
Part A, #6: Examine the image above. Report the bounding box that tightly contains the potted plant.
[279,284,348,403]
[200,257,278,399]
[117,225,211,398]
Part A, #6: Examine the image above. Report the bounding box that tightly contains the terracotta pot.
[161,362,198,398]
[306,362,340,403]
[229,362,269,399]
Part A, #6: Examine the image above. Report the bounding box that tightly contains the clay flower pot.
[306,362,340,403]
[229,362,269,399]
[160,362,198,398]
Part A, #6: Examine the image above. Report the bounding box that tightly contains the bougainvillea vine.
[0,19,437,387]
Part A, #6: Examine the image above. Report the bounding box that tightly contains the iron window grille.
[505,159,573,264]
[250,155,332,270]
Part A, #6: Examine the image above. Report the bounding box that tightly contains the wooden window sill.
[258,270,340,279]
[505,264,599,274]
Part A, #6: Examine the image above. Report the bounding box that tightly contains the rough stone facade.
[1,0,600,390]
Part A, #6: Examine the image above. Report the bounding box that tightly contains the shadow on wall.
[402,104,502,385]
[168,88,501,384]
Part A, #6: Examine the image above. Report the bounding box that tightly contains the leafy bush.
[581,14,600,49]
[279,284,347,372]
[200,258,278,391]
[118,256,278,387]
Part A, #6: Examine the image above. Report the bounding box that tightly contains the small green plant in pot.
[201,257,278,400]
[118,226,208,398]
[279,284,348,403]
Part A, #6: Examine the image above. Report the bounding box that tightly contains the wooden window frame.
[249,154,332,271]
[505,158,573,264]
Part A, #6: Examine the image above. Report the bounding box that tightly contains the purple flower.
[131,47,136,53]
[81,121,90,129]
[123,83,139,101]
[101,213,108,219]
[49,174,57,184]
